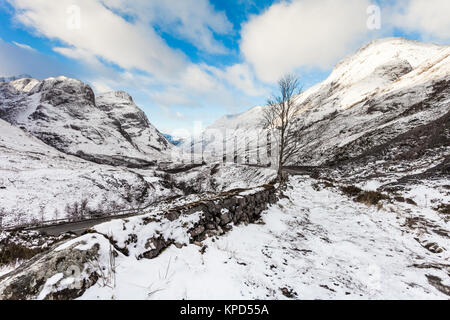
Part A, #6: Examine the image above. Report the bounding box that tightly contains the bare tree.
[39,205,46,223]
[80,199,89,217]
[54,209,60,221]
[261,74,303,179]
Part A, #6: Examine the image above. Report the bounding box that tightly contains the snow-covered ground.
[79,176,449,300]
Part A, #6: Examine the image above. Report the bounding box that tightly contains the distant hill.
[163,133,184,146]
[0,74,32,82]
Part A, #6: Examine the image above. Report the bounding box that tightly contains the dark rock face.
[0,231,74,267]
[372,59,413,81]
[38,79,96,107]
[139,236,172,259]
[74,150,157,168]
[0,237,106,300]
[0,77,172,168]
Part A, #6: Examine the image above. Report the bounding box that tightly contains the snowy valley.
[0,38,448,300]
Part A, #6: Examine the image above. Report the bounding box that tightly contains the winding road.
[14,165,315,236]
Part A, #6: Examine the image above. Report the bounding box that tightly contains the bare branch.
[260,74,303,178]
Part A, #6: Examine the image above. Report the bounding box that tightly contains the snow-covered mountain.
[0,76,174,167]
[192,38,449,174]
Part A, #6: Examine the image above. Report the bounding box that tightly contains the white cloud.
[208,63,269,96]
[150,88,197,108]
[6,0,253,115]
[105,0,233,54]
[175,111,185,119]
[152,0,232,54]
[87,71,156,95]
[156,105,187,123]
[388,0,450,41]
[12,41,36,51]
[90,80,114,94]
[180,65,221,93]
[8,0,187,80]
[240,0,372,82]
[53,46,104,69]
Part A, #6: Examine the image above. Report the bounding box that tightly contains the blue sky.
[0,0,449,136]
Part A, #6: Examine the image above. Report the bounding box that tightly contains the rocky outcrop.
[0,234,112,300]
[0,231,74,267]
[371,59,412,81]
[171,184,278,241]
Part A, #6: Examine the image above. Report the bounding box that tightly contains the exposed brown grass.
[355,191,390,206]
[340,185,363,197]
[434,203,450,222]
[435,203,450,215]
[340,185,390,206]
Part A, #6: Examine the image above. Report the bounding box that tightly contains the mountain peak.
[357,37,443,51]
[325,37,448,91]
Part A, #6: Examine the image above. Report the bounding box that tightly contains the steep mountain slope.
[96,91,170,154]
[0,118,178,227]
[0,77,174,167]
[193,38,449,176]
[292,39,450,167]
[182,105,270,166]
